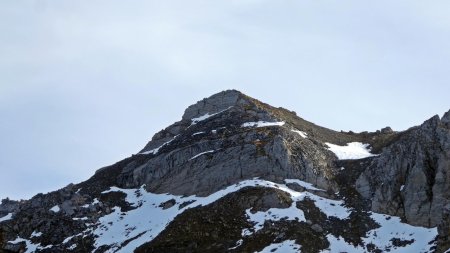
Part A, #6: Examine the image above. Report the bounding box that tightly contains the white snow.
[190,107,232,125]
[73,217,89,221]
[92,179,338,253]
[242,121,285,128]
[139,135,179,155]
[325,142,377,160]
[68,244,77,250]
[189,150,216,160]
[192,131,205,136]
[244,202,306,234]
[239,180,349,237]
[62,233,83,244]
[0,213,12,223]
[228,239,243,250]
[79,178,436,253]
[400,185,405,191]
[50,205,60,213]
[82,198,100,208]
[292,129,308,138]
[256,240,301,253]
[7,237,53,253]
[321,212,438,253]
[284,179,325,191]
[321,235,365,253]
[364,212,437,253]
[30,231,43,238]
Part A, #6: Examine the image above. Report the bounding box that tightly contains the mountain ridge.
[1,90,449,253]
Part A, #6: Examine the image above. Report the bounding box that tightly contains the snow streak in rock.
[190,106,233,125]
[0,213,12,223]
[241,121,285,128]
[292,129,308,138]
[189,150,216,160]
[139,135,179,155]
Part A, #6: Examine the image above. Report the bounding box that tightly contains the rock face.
[356,114,450,226]
[118,90,339,196]
[0,90,449,253]
[356,111,450,251]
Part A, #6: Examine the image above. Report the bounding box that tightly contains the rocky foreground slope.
[1,90,449,253]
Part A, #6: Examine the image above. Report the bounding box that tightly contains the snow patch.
[92,179,330,252]
[285,179,325,191]
[50,205,60,213]
[82,198,100,208]
[73,217,89,221]
[62,233,83,244]
[189,150,216,160]
[241,180,349,237]
[242,121,285,128]
[400,185,405,191]
[256,240,301,253]
[192,131,205,136]
[8,237,52,253]
[31,231,43,238]
[292,129,308,138]
[68,244,77,250]
[321,235,365,253]
[0,213,12,223]
[325,142,377,160]
[364,212,437,253]
[139,135,179,155]
[245,202,306,234]
[321,213,438,253]
[84,178,434,253]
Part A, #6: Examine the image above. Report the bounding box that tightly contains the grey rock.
[311,224,324,233]
[118,94,338,197]
[159,199,176,210]
[356,114,450,227]
[380,126,394,134]
[0,199,19,215]
[442,109,450,127]
[182,89,242,120]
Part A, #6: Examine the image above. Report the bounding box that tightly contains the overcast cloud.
[1,0,450,200]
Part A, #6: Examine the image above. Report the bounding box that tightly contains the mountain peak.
[182,89,249,120]
[2,93,450,253]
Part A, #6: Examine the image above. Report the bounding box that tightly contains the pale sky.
[1,0,449,200]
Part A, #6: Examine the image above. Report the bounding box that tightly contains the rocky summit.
[1,90,450,253]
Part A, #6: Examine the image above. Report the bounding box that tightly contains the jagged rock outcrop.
[355,110,450,252]
[0,90,448,253]
[356,111,450,228]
